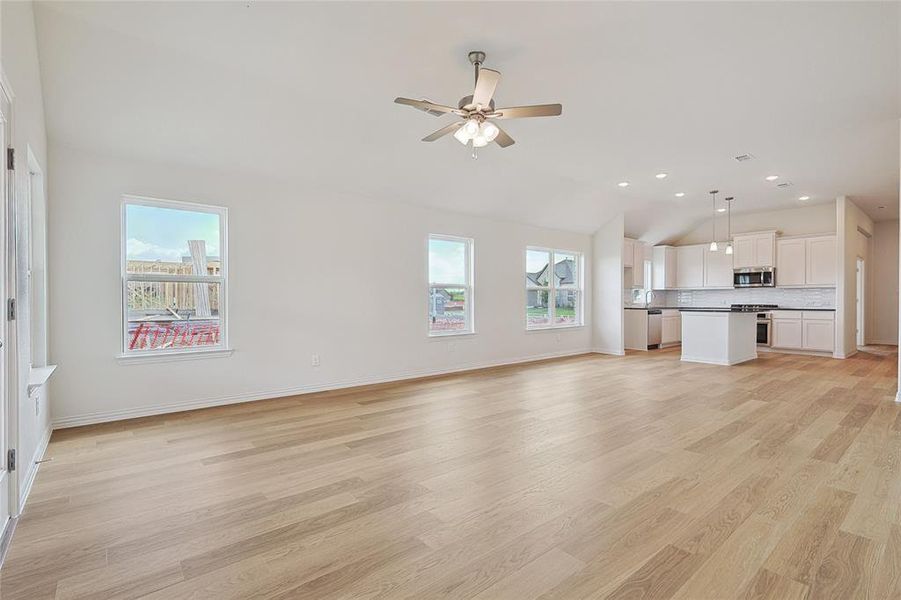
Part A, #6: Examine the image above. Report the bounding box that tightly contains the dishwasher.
[647,309,662,348]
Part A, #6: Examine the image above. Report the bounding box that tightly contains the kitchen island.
[680,309,758,366]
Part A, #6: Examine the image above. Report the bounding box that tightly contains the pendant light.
[708,190,719,252]
[724,197,734,255]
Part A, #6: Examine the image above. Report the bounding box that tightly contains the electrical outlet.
[311,354,320,367]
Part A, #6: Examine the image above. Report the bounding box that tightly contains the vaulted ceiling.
[33,1,899,240]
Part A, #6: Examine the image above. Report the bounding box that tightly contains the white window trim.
[525,246,584,331]
[120,195,230,358]
[428,234,474,337]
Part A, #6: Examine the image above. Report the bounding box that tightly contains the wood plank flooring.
[2,347,900,599]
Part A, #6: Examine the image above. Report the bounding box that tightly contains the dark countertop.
[625,306,836,312]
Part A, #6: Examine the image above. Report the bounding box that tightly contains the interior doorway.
[856,257,865,347]
[0,74,13,549]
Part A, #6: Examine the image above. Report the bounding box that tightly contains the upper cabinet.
[676,245,705,289]
[703,245,734,288]
[623,238,635,268]
[732,232,775,268]
[776,235,836,287]
[652,246,677,290]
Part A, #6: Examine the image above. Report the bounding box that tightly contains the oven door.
[756,318,772,346]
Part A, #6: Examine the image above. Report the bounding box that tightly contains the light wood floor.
[3,347,901,599]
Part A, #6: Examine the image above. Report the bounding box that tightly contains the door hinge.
[6,147,13,171]
[7,449,15,472]
[6,298,15,321]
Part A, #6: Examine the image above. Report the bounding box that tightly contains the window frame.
[427,233,474,337]
[525,246,583,330]
[120,195,229,359]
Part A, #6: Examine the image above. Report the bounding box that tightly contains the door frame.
[856,257,865,347]
[0,67,19,538]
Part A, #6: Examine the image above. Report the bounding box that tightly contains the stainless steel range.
[731,304,778,346]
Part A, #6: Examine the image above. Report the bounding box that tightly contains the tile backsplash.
[667,287,835,308]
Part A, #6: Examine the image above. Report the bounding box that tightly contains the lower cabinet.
[772,319,803,349]
[772,311,834,353]
[661,310,681,346]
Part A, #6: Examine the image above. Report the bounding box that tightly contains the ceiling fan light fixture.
[471,135,489,148]
[480,122,499,142]
[462,119,480,138]
[453,126,470,145]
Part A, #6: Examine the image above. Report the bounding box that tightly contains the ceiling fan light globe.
[462,119,480,137]
[471,135,489,148]
[453,127,471,145]
[481,122,500,142]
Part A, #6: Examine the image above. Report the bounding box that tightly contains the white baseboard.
[592,347,625,356]
[17,426,52,515]
[866,339,899,346]
[52,348,595,429]
[681,354,755,366]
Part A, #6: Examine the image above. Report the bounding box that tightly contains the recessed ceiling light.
[617,181,629,187]
[798,196,810,201]
[674,192,685,197]
[655,173,667,179]
[765,175,779,181]
[717,207,726,213]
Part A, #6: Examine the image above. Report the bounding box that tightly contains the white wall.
[47,145,595,427]
[836,196,874,358]
[591,214,624,355]
[871,220,899,345]
[671,203,835,245]
[1,0,52,510]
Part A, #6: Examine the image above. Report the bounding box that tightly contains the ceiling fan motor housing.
[457,95,495,112]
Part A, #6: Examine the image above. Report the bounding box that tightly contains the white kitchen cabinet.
[733,232,775,268]
[623,238,634,268]
[776,235,836,287]
[704,245,733,287]
[661,310,681,346]
[772,318,803,349]
[806,236,836,286]
[652,246,677,290]
[776,238,807,286]
[676,245,704,289]
[772,310,834,353]
[630,241,648,288]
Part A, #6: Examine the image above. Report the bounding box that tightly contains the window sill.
[27,364,57,396]
[526,324,585,333]
[428,331,476,339]
[116,348,234,365]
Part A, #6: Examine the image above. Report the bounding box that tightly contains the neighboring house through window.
[122,196,228,356]
[526,247,582,329]
[428,234,473,335]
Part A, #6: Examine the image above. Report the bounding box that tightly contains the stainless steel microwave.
[733,267,775,288]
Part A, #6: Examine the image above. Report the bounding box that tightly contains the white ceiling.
[33,1,900,240]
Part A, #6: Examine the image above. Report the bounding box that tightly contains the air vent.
[733,153,754,162]
[776,181,793,188]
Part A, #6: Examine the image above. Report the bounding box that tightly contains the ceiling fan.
[394,51,562,154]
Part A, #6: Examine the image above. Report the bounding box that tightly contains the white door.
[776,239,806,286]
[856,258,865,347]
[0,81,12,534]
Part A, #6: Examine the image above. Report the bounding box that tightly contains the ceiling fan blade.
[472,68,501,108]
[394,97,463,116]
[493,125,515,148]
[422,121,463,142]
[491,104,562,119]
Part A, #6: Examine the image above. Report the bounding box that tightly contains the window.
[428,235,473,335]
[122,196,228,356]
[526,248,582,329]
